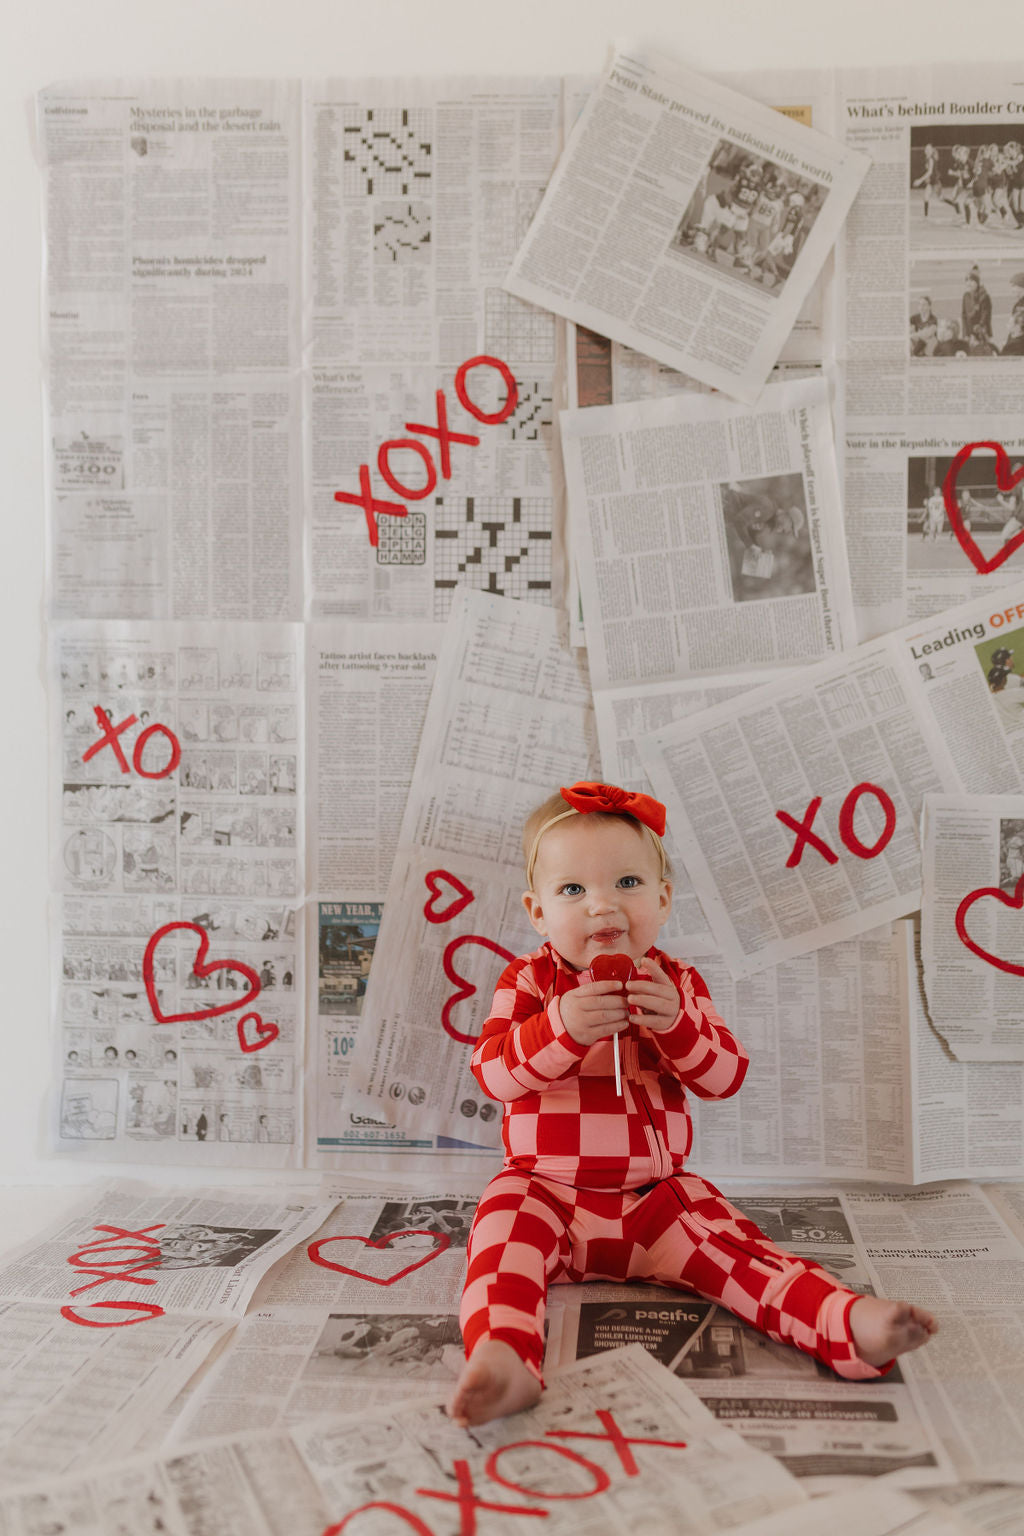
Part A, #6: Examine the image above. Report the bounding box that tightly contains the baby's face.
[523,816,672,970]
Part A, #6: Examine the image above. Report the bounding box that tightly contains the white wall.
[1,0,1004,1187]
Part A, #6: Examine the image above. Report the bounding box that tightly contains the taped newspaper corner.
[638,578,1024,978]
[507,47,869,403]
[51,622,305,1166]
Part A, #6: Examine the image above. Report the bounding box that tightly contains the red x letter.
[82,706,137,773]
[334,464,408,547]
[415,1460,545,1535]
[776,795,838,868]
[406,390,479,478]
[545,1409,688,1478]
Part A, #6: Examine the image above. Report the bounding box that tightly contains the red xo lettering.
[82,705,181,780]
[776,781,897,868]
[62,1223,167,1327]
[334,356,516,546]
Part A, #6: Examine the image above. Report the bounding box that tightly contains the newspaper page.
[0,1349,807,1536]
[595,671,797,957]
[725,1487,977,1536]
[339,587,598,1147]
[0,1181,333,1487]
[165,1187,479,1439]
[836,64,1024,641]
[846,1183,1024,1484]
[921,793,1024,1061]
[507,47,868,403]
[306,623,445,1160]
[560,376,855,690]
[52,622,304,1165]
[38,80,303,622]
[906,921,1024,1179]
[546,1187,953,1490]
[915,1483,1024,1536]
[638,580,1024,978]
[306,76,565,622]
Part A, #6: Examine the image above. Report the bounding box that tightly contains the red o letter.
[485,1441,610,1500]
[133,723,181,779]
[454,356,518,425]
[838,782,896,860]
[60,1300,165,1328]
[324,1504,436,1536]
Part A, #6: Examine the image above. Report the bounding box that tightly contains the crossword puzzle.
[433,496,552,619]
[376,511,426,565]
[484,288,555,365]
[373,202,431,263]
[504,381,553,442]
[341,108,433,197]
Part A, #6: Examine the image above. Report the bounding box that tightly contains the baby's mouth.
[591,928,624,945]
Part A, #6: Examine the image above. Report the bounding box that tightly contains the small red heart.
[955,875,1024,976]
[441,934,516,1044]
[423,868,475,925]
[237,1011,279,1053]
[588,953,637,985]
[943,443,1024,574]
[306,1230,450,1285]
[143,922,261,1024]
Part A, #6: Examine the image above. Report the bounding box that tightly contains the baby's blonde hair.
[522,790,671,889]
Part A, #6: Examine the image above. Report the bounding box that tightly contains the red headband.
[560,782,667,837]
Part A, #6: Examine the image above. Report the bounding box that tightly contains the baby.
[447,781,936,1428]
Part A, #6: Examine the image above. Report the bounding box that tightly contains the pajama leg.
[629,1173,891,1381]
[460,1171,573,1381]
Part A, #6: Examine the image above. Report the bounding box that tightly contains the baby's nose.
[587,888,617,912]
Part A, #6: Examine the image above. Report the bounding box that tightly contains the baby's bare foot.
[850,1297,938,1366]
[446,1339,541,1428]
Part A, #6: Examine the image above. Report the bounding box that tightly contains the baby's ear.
[522,889,547,936]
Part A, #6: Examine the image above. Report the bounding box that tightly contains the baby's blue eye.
[618,875,640,888]
[560,883,584,896]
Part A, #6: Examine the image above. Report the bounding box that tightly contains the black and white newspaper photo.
[507,48,868,402]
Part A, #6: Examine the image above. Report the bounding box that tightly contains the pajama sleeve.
[471,955,589,1102]
[647,958,749,1100]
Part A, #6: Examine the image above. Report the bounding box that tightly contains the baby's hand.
[625,959,681,1033]
[560,980,631,1046]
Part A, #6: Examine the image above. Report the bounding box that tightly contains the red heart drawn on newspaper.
[143,922,261,1024]
[441,934,517,1045]
[237,1012,279,1053]
[423,868,475,925]
[306,1230,451,1285]
[943,442,1024,574]
[955,875,1024,976]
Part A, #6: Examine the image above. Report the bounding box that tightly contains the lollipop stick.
[613,1031,622,1096]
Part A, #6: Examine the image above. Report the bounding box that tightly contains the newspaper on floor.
[337,588,598,1147]
[921,793,1024,1061]
[306,622,452,1161]
[0,1180,334,1488]
[560,375,854,691]
[307,76,566,623]
[38,80,304,623]
[545,1182,954,1491]
[844,1182,1024,1485]
[506,47,868,404]
[51,622,305,1164]
[164,1187,479,1440]
[915,1482,1024,1535]
[638,580,1024,978]
[0,1347,809,1534]
[725,1486,979,1536]
[835,64,1024,642]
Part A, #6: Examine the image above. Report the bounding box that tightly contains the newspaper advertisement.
[339,587,597,1147]
[38,80,303,623]
[921,793,1024,1061]
[307,76,566,622]
[165,1188,479,1439]
[560,376,855,690]
[546,1187,953,1490]
[846,1183,1024,1484]
[507,48,868,403]
[0,1180,334,1487]
[0,1348,808,1536]
[595,671,797,957]
[639,581,1024,978]
[52,622,304,1164]
[836,64,1024,641]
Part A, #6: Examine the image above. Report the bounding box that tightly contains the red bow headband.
[525,781,669,888]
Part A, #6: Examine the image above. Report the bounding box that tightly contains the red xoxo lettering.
[777,782,897,867]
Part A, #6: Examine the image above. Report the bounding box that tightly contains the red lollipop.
[588,953,636,986]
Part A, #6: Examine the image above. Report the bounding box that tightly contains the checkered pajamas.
[461,943,888,1383]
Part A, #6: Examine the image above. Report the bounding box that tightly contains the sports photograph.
[909,125,1024,251]
[909,256,1024,357]
[906,451,1024,574]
